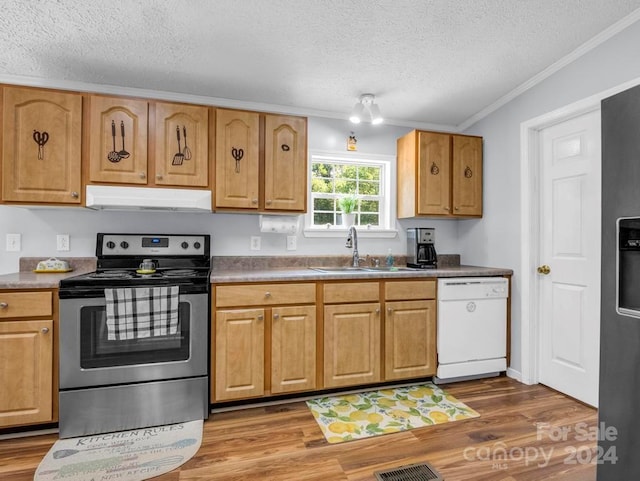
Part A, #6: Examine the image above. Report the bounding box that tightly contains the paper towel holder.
[259,215,300,234]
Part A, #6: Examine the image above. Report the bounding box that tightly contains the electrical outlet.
[286,236,297,251]
[6,233,21,252]
[57,234,70,251]
[250,236,261,251]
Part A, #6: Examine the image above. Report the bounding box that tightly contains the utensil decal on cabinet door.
[182,126,192,160]
[118,121,130,159]
[107,120,121,163]
[32,130,49,160]
[173,126,185,165]
[232,147,244,173]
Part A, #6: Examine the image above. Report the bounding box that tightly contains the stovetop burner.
[86,270,134,279]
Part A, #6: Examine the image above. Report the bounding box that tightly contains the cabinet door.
[154,102,209,187]
[215,109,260,209]
[264,114,307,211]
[417,131,451,215]
[214,308,264,401]
[0,320,53,427]
[384,300,436,381]
[452,135,483,216]
[324,303,381,388]
[2,87,81,203]
[88,96,148,184]
[271,305,316,394]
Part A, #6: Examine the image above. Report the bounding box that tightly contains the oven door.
[59,292,208,389]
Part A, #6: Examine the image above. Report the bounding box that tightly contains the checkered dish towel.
[105,286,179,340]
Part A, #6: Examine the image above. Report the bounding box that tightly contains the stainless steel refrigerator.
[599,83,640,479]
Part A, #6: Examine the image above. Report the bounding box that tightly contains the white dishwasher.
[435,277,508,383]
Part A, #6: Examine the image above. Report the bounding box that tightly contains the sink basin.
[308,267,366,273]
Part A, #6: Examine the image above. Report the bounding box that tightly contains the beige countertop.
[0,269,94,289]
[210,265,513,283]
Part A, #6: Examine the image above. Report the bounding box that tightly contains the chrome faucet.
[345,225,360,267]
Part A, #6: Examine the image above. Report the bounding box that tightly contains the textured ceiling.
[1,1,640,128]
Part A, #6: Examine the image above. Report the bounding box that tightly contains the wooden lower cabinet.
[384,300,436,380]
[271,305,316,394]
[214,308,265,401]
[323,302,381,388]
[0,317,53,427]
[214,305,316,401]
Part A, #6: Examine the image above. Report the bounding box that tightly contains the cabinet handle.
[464,166,473,178]
[139,172,146,179]
[156,174,163,180]
[376,308,380,314]
[265,292,272,298]
[41,327,49,333]
[252,198,258,204]
[443,206,450,212]
[454,207,460,211]
[0,302,7,309]
[71,191,79,199]
[273,313,280,320]
[266,200,272,205]
[387,307,392,313]
[257,315,264,321]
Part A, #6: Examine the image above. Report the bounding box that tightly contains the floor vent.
[374,462,444,481]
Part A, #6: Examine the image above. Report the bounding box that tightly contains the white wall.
[0,116,461,274]
[460,20,640,374]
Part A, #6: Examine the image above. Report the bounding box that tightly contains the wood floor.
[0,377,598,480]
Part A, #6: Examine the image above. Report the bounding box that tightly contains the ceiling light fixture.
[349,93,384,125]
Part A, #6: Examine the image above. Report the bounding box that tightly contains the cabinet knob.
[266,200,272,205]
[139,172,146,179]
[252,198,258,204]
[71,191,79,199]
[454,206,460,211]
[387,307,393,313]
[257,315,264,321]
[443,206,450,211]
[0,302,8,309]
[156,174,163,180]
[41,327,49,333]
[265,292,271,298]
[273,313,280,320]
[376,308,381,314]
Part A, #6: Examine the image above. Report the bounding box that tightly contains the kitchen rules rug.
[34,419,203,481]
[307,383,479,444]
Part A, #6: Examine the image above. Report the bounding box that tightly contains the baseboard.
[506,367,523,382]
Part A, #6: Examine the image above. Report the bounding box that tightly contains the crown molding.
[458,7,640,131]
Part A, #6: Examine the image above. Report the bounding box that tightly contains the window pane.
[311,177,332,193]
[360,200,379,212]
[314,198,335,211]
[314,213,334,225]
[335,180,357,194]
[359,166,380,181]
[360,214,379,225]
[359,181,380,195]
[312,163,333,178]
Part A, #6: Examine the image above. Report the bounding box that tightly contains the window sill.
[302,227,398,238]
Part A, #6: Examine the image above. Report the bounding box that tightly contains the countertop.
[209,265,513,283]
[0,269,94,289]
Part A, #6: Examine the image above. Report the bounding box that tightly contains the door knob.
[537,265,551,275]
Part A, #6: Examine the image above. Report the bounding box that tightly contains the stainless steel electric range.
[58,233,210,439]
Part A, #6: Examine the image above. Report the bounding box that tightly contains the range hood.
[85,185,212,212]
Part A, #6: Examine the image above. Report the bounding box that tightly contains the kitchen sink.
[308,267,366,273]
[309,266,418,273]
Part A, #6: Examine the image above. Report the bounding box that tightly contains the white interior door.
[538,109,601,407]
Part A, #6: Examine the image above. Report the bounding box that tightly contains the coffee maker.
[407,228,437,269]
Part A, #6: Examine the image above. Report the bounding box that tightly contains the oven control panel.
[98,234,209,257]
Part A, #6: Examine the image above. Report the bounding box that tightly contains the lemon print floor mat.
[306,383,480,444]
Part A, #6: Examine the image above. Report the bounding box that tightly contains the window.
[304,151,397,237]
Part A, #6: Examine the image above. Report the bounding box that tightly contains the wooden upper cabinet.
[153,102,209,187]
[417,131,451,216]
[215,109,260,209]
[88,95,149,184]
[264,114,307,212]
[452,135,483,216]
[2,87,82,204]
[397,129,482,218]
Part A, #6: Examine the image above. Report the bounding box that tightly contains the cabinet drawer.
[0,291,52,319]
[215,283,315,307]
[324,282,379,304]
[385,280,436,301]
